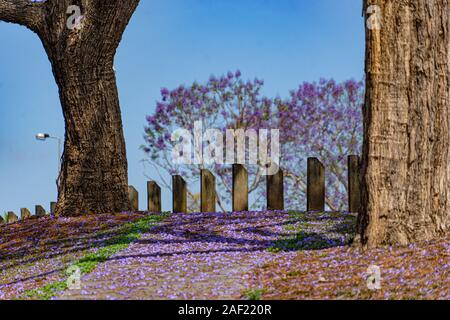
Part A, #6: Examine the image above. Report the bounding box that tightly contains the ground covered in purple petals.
[1,211,448,300]
[59,211,291,299]
[244,212,449,300]
[0,213,148,299]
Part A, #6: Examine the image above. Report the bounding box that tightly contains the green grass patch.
[243,288,266,300]
[268,211,356,252]
[23,213,169,300]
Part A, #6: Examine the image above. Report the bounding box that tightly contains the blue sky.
[0,0,364,214]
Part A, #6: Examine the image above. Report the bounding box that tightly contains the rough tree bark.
[0,0,140,216]
[358,0,450,247]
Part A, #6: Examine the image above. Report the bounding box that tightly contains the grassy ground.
[0,211,448,300]
[57,211,292,300]
[0,212,167,299]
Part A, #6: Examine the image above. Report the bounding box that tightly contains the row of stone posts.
[1,156,361,225]
[0,203,57,224]
[127,155,361,214]
[305,155,361,212]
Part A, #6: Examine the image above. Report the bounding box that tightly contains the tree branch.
[0,0,45,31]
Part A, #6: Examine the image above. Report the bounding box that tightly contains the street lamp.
[36,133,50,140]
[35,133,63,173]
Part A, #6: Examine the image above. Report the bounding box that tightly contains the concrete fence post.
[267,168,284,210]
[147,181,161,213]
[50,202,57,215]
[307,157,325,212]
[35,205,46,217]
[6,211,18,223]
[20,208,32,220]
[172,175,187,213]
[201,169,216,213]
[348,155,361,213]
[232,164,248,212]
[128,186,139,211]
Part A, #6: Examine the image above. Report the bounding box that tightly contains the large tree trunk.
[53,63,129,216]
[358,0,450,247]
[0,0,140,216]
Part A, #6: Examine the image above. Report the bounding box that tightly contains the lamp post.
[35,133,63,177]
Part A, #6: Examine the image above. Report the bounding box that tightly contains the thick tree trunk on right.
[358,0,450,247]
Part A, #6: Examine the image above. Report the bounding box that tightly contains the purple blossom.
[161,88,170,100]
[143,72,363,211]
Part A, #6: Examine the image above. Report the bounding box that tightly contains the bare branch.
[0,0,45,31]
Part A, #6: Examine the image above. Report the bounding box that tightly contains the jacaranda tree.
[143,72,364,211]
[142,71,273,211]
[274,79,363,210]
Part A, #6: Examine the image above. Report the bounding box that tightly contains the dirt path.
[58,211,291,300]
